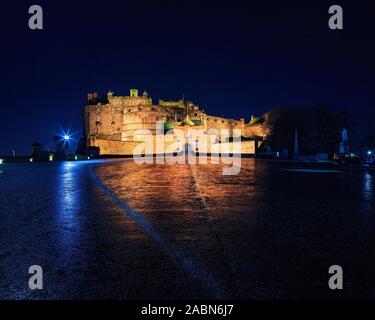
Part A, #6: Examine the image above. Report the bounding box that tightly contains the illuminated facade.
[84,89,270,155]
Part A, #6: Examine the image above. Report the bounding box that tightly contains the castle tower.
[130,88,139,97]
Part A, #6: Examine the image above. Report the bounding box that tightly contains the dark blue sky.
[1,0,373,155]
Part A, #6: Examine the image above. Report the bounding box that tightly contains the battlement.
[159,99,185,108]
[130,88,138,97]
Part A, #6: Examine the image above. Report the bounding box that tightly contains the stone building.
[84,89,270,156]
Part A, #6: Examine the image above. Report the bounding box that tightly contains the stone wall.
[84,89,270,155]
[90,139,141,156]
[84,104,123,140]
[91,137,257,156]
[243,123,270,138]
[205,116,244,135]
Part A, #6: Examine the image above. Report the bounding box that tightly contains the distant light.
[29,158,33,162]
[74,155,78,161]
[63,135,70,141]
[87,156,90,160]
[49,155,54,161]
[368,150,373,155]
[0,159,3,165]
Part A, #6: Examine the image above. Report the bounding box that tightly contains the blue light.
[368,150,372,155]
[63,135,70,141]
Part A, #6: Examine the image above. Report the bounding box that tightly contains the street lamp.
[63,135,70,141]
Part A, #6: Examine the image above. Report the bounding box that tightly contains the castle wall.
[220,141,256,154]
[205,116,244,135]
[90,139,141,155]
[84,90,269,156]
[122,107,167,141]
[243,123,270,138]
[91,137,256,156]
[85,104,123,140]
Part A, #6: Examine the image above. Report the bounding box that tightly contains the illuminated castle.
[83,89,270,155]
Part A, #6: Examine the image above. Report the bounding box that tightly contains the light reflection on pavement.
[0,158,374,299]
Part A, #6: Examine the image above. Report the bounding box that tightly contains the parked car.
[333,153,364,164]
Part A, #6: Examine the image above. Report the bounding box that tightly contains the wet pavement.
[0,158,375,299]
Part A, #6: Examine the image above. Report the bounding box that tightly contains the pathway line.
[88,163,225,299]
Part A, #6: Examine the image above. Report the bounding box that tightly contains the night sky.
[1,0,373,155]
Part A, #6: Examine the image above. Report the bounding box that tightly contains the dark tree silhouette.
[267,106,364,156]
